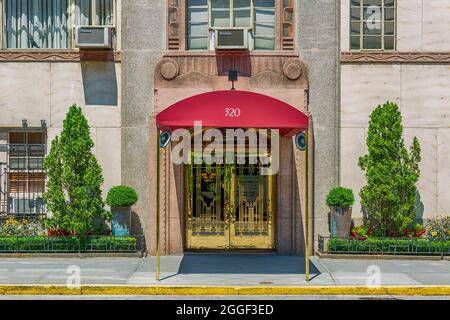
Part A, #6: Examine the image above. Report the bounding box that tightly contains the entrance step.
[184,250,277,255]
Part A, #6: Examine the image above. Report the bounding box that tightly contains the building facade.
[0,1,122,219]
[340,0,450,225]
[0,0,448,255]
[122,0,338,255]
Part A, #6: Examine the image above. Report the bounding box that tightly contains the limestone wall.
[0,61,122,197]
[341,64,450,222]
[340,0,450,222]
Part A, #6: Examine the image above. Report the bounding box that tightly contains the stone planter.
[330,206,352,238]
[111,206,131,236]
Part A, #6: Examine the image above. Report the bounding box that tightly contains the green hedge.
[327,238,450,255]
[0,236,137,253]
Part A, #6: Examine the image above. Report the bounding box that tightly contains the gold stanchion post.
[305,128,310,282]
[156,129,161,281]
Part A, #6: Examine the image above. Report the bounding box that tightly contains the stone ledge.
[0,252,142,258]
[316,252,446,261]
[341,51,450,64]
[0,50,122,62]
[163,50,299,58]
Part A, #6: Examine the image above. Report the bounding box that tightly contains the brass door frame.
[185,156,276,250]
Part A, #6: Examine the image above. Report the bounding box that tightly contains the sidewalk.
[0,254,449,295]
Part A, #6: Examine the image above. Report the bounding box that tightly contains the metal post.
[305,128,310,282]
[156,129,161,281]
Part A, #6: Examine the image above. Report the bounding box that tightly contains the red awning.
[156,90,309,136]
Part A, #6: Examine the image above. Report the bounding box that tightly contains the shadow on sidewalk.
[175,254,320,275]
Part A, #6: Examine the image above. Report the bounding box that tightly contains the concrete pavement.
[0,254,449,287]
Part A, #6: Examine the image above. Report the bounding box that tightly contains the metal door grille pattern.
[234,165,270,236]
[186,156,275,250]
[192,165,225,236]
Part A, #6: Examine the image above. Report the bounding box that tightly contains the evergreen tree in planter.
[326,187,355,238]
[106,186,138,236]
[43,105,110,235]
[358,102,421,237]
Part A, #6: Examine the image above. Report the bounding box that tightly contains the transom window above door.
[1,0,115,49]
[187,0,276,50]
[350,0,396,50]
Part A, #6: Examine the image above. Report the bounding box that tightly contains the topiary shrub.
[326,187,355,208]
[43,105,110,236]
[358,101,421,237]
[106,186,138,207]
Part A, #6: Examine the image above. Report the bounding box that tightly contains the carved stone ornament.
[283,58,303,80]
[341,51,450,63]
[0,50,121,62]
[160,58,179,80]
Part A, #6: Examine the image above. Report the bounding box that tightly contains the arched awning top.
[156,90,309,136]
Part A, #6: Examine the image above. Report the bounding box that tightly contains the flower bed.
[0,236,138,253]
[319,236,450,256]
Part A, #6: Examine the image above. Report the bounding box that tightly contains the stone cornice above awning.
[341,51,450,64]
[156,50,308,88]
[0,50,122,62]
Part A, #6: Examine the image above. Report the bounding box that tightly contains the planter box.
[330,206,352,238]
[319,235,450,256]
[111,207,131,236]
[0,236,138,253]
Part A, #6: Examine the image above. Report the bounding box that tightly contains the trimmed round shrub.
[326,187,355,208]
[106,185,138,207]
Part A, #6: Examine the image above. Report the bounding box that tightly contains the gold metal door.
[230,163,275,249]
[185,159,275,250]
[185,163,228,249]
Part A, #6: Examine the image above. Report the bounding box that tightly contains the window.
[75,0,115,26]
[187,0,209,50]
[2,0,115,49]
[253,0,276,50]
[0,131,46,217]
[187,0,276,50]
[350,0,396,50]
[4,0,70,49]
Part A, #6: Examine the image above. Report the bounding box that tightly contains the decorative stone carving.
[341,51,450,64]
[283,58,303,80]
[160,58,179,80]
[0,50,121,62]
[155,52,308,88]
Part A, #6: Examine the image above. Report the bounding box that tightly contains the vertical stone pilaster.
[121,1,166,254]
[297,0,340,251]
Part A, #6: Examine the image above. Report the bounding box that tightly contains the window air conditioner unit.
[9,198,33,214]
[8,198,45,215]
[74,26,113,49]
[215,28,248,50]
